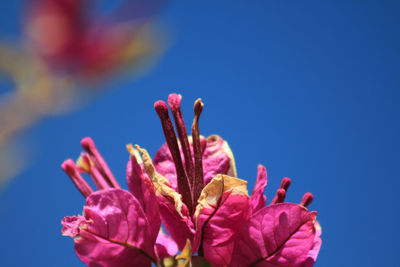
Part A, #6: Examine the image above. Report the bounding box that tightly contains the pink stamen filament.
[155,100,193,213]
[62,159,93,198]
[81,137,120,188]
[192,98,204,205]
[168,94,195,189]
[300,192,314,207]
[280,177,291,191]
[271,188,286,204]
[80,153,110,190]
[271,177,291,204]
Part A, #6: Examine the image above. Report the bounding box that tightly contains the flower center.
[154,94,205,215]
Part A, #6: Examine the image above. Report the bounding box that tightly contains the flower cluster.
[61,94,322,267]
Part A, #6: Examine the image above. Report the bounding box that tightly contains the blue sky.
[0,1,399,266]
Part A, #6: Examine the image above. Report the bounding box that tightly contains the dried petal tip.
[76,153,91,173]
[168,93,182,112]
[300,192,314,207]
[271,188,286,204]
[175,239,192,265]
[61,159,93,198]
[280,177,291,191]
[126,144,138,157]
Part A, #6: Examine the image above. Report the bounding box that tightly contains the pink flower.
[61,138,176,266]
[231,167,322,266]
[61,94,321,266]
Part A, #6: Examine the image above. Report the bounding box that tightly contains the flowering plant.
[61,94,321,267]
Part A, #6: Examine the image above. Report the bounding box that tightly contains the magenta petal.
[304,221,322,267]
[231,203,318,267]
[153,142,179,190]
[136,145,195,251]
[74,188,156,267]
[250,164,268,214]
[155,230,179,259]
[158,196,195,251]
[126,148,161,244]
[154,135,237,190]
[61,215,88,238]
[75,234,151,267]
[194,175,250,267]
[202,135,237,185]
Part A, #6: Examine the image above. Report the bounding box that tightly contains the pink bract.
[250,164,268,214]
[231,203,319,267]
[61,93,322,267]
[62,188,157,267]
[153,135,236,191]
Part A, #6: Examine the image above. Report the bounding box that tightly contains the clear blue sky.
[0,1,399,266]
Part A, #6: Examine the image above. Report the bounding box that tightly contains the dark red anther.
[81,137,120,188]
[62,159,93,198]
[300,192,314,207]
[192,98,204,205]
[155,100,193,213]
[168,94,195,189]
[270,188,286,204]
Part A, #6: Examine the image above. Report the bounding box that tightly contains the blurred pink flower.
[25,0,166,77]
[0,0,167,184]
[61,94,321,266]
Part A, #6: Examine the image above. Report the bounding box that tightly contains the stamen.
[168,94,195,189]
[81,137,120,188]
[270,177,291,204]
[77,153,110,190]
[280,177,291,191]
[192,98,204,205]
[62,159,93,198]
[300,192,314,207]
[155,100,193,213]
[270,188,286,204]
